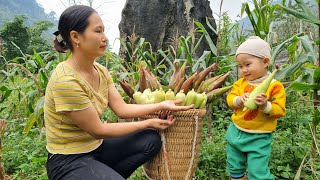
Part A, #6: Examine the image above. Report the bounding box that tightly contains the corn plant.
[241,0,281,40]
[106,35,174,94]
[277,1,319,171]
[274,0,320,178]
[0,119,6,179]
[0,50,68,137]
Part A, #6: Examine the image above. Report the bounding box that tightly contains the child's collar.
[247,71,271,84]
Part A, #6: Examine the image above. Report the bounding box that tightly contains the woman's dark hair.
[53,5,96,53]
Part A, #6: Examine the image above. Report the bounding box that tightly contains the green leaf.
[194,22,217,56]
[158,50,173,69]
[24,113,37,136]
[287,36,300,61]
[270,33,304,65]
[313,67,320,84]
[276,61,303,80]
[33,50,45,67]
[289,82,320,91]
[205,17,218,35]
[26,60,37,72]
[276,4,320,26]
[300,36,316,64]
[179,36,192,63]
[1,70,12,77]
[192,51,211,73]
[144,51,156,62]
[35,96,44,119]
[192,35,204,55]
[0,85,10,91]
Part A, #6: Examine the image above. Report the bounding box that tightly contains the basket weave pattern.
[140,109,206,180]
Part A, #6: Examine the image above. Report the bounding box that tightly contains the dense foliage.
[0,0,319,179]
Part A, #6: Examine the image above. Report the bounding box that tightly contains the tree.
[0,15,54,66]
[28,20,54,54]
[0,16,30,62]
[59,0,99,8]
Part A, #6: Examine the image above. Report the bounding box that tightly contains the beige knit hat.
[236,36,271,59]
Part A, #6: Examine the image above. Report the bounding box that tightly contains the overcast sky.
[36,0,250,53]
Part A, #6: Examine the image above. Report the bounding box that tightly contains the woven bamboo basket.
[140,109,206,180]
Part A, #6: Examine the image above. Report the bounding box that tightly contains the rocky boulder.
[119,0,217,59]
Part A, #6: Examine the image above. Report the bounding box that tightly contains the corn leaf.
[275,4,320,26]
[158,50,173,69]
[314,107,320,125]
[289,82,320,91]
[276,61,303,80]
[294,152,308,179]
[24,113,37,136]
[270,33,304,65]
[313,68,320,84]
[35,96,44,121]
[205,17,218,35]
[179,36,192,63]
[33,50,45,67]
[243,3,260,37]
[191,35,204,55]
[300,36,317,64]
[192,51,211,73]
[194,22,217,56]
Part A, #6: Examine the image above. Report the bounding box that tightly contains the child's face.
[236,54,269,81]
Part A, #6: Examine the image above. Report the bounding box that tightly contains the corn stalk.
[0,119,6,180]
[277,0,320,176]
[241,0,279,40]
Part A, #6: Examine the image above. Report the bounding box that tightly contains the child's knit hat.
[236,36,271,59]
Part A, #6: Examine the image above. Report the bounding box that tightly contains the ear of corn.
[139,65,148,92]
[175,90,186,106]
[243,69,278,111]
[205,71,231,93]
[197,80,209,93]
[193,63,218,90]
[144,68,161,90]
[133,91,142,104]
[154,89,165,103]
[169,60,180,90]
[165,89,175,100]
[207,85,233,103]
[180,71,198,94]
[173,60,187,94]
[205,74,224,85]
[199,95,208,109]
[117,79,135,98]
[194,92,206,108]
[185,89,197,105]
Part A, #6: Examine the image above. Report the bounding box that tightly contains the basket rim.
[141,109,206,119]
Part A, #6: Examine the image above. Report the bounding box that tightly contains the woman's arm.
[65,106,175,139]
[107,85,193,119]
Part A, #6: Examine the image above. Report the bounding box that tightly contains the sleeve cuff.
[262,101,272,113]
[233,96,242,108]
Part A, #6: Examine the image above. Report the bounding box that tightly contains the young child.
[226,36,286,180]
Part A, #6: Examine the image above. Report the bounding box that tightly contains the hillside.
[0,0,57,38]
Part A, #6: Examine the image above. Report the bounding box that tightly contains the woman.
[45,5,193,180]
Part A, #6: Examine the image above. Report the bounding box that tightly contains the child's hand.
[236,92,250,106]
[254,93,268,110]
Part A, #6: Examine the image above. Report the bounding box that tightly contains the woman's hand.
[160,100,194,111]
[254,93,268,110]
[146,115,176,130]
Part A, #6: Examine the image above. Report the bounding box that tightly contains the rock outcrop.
[119,0,217,59]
